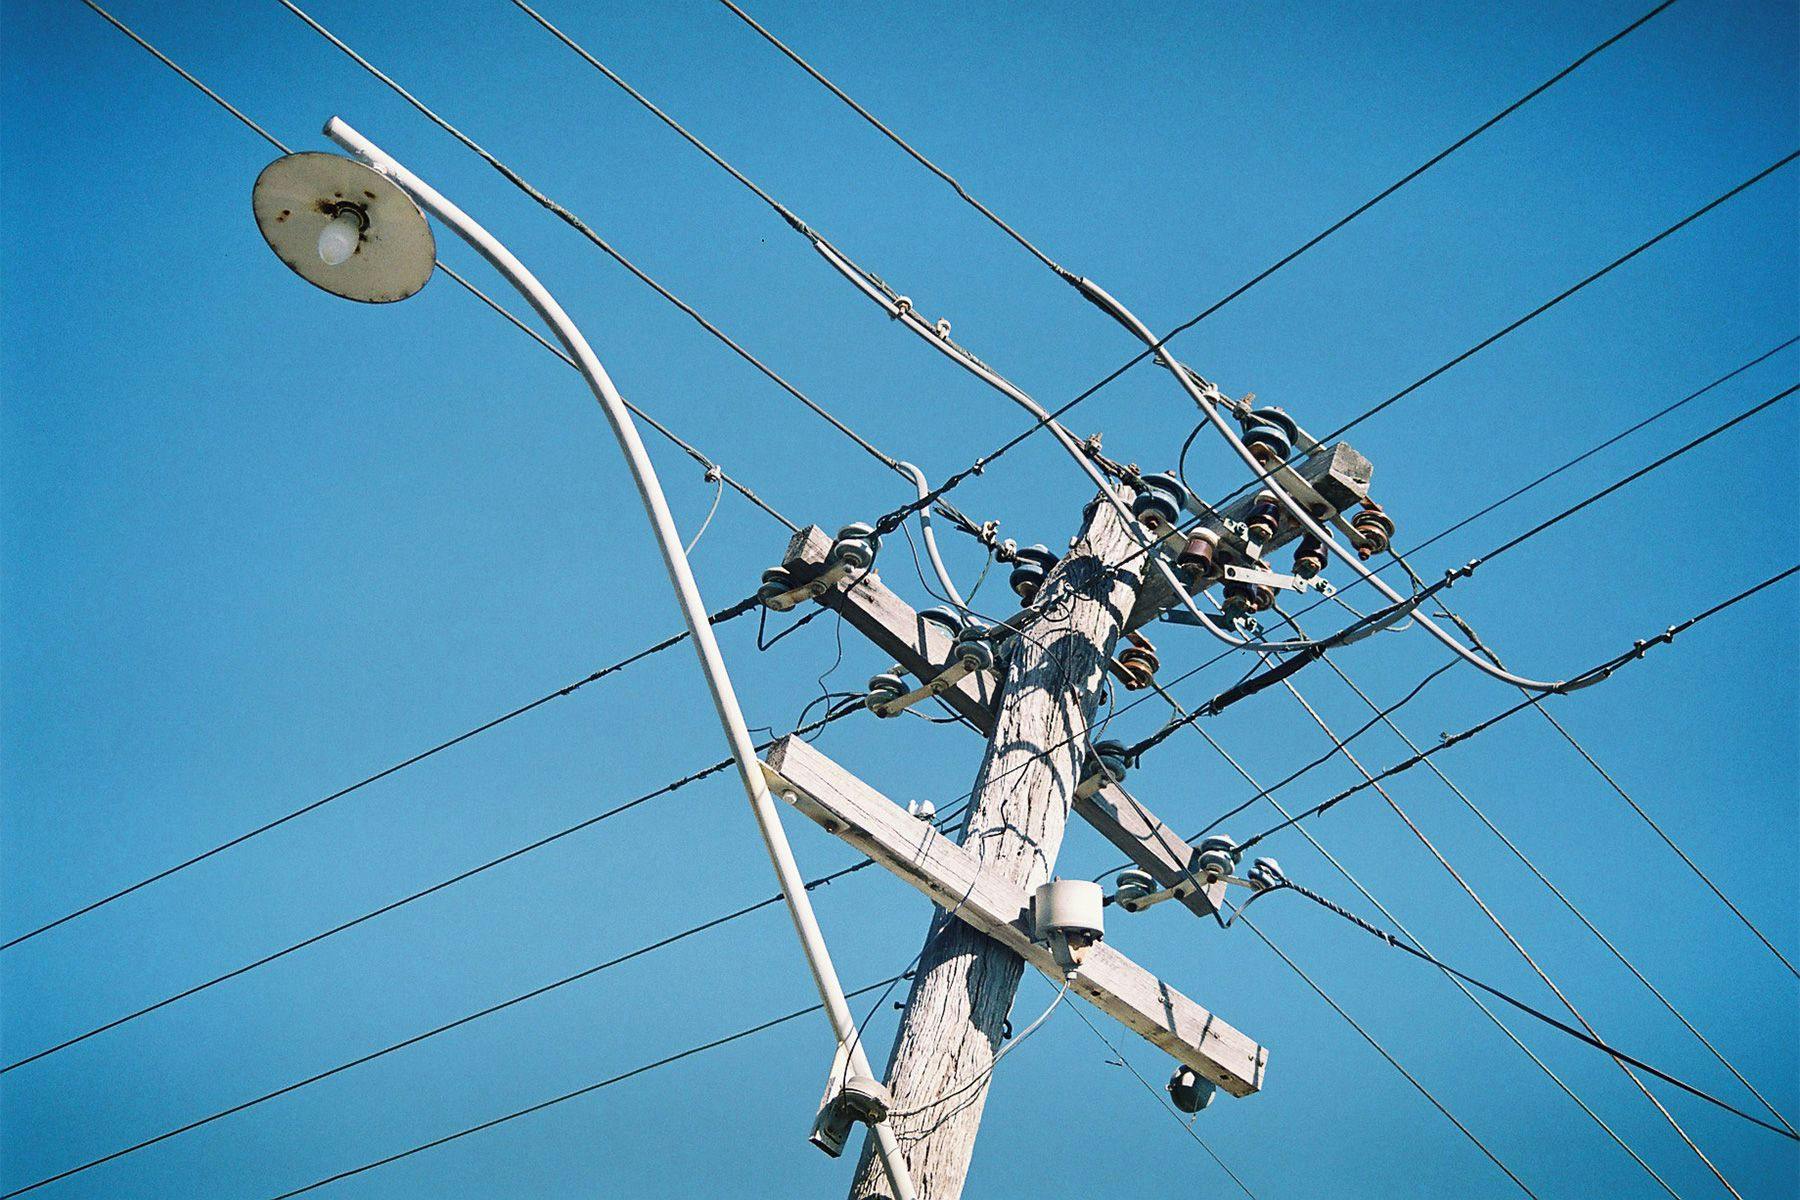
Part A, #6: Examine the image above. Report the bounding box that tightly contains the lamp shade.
[252,152,434,303]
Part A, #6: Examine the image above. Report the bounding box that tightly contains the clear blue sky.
[3,1,1796,1196]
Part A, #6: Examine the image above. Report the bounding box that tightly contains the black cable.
[1475,384,1795,566]
[969,368,1800,881]
[1238,913,1539,1197]
[1181,663,1458,841]
[1273,876,1799,1141]
[75,0,799,537]
[1,593,762,952]
[2,858,880,1197]
[868,148,1799,543]
[1315,151,1799,448]
[719,0,1679,419]
[0,701,863,1074]
[1237,564,1799,853]
[279,0,923,493]
[1396,335,1796,564]
[1094,370,1797,700]
[260,973,908,1200]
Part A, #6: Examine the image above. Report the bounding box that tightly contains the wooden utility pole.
[848,493,1149,1199]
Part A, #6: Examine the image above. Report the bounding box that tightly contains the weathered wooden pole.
[849,492,1150,1199]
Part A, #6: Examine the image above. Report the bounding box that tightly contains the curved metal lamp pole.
[254,115,916,1199]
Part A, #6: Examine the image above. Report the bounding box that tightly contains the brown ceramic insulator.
[1246,494,1280,545]
[1117,644,1158,691]
[1352,503,1395,560]
[1177,530,1220,582]
[1248,583,1276,612]
[1222,582,1255,618]
[1293,534,1327,579]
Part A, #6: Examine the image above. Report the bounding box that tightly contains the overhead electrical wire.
[274,0,988,548]
[1167,701,1678,1195]
[1391,336,1796,565]
[0,701,864,1074]
[1,859,881,1197]
[1263,873,1799,1142]
[1119,377,1796,771]
[715,0,1679,439]
[562,0,1797,690]
[1235,563,1799,854]
[1237,913,1540,1198]
[707,0,1744,580]
[1,591,765,952]
[955,370,1799,890]
[508,0,1328,660]
[258,973,910,1200]
[1248,617,1740,1195]
[941,406,1777,881]
[1447,601,1800,982]
[1068,1005,1260,1200]
[1308,633,1796,1138]
[73,0,797,536]
[59,3,1796,1190]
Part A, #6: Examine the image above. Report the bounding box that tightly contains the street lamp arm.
[318,116,918,1198]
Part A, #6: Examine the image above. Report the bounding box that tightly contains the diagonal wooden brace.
[781,525,1228,918]
[764,735,1267,1097]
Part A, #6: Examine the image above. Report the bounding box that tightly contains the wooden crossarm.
[764,735,1268,1097]
[781,524,1228,918]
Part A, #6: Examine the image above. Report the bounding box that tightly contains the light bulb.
[317,210,363,266]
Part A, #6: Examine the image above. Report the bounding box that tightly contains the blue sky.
[2,0,1795,1196]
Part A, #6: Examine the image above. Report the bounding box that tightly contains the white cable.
[1074,277,1587,693]
[898,461,969,609]
[811,240,1313,654]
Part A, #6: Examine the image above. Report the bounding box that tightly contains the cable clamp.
[703,464,722,483]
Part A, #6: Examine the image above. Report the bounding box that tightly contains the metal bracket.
[1116,872,1254,914]
[870,657,980,718]
[762,559,856,613]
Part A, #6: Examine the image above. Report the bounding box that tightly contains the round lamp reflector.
[252,152,434,304]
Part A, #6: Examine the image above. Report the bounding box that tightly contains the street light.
[251,117,916,1199]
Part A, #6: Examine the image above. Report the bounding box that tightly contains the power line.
[0,593,762,953]
[260,973,908,1200]
[1069,1004,1259,1199]
[1533,700,1799,981]
[1394,336,1796,564]
[1170,584,1723,1188]
[1267,874,1799,1142]
[715,0,1680,441]
[711,0,1083,280]
[1131,377,1796,779]
[276,0,928,498]
[1310,637,1796,1138]
[1238,913,1539,1198]
[1468,385,1795,568]
[0,702,861,1074]
[1410,566,1800,986]
[1236,563,1800,853]
[1312,150,1798,448]
[1026,370,1798,887]
[886,145,1798,543]
[1268,646,1739,1194]
[949,367,1774,870]
[1170,706,1678,1195]
[513,0,1737,691]
[75,0,798,535]
[1,859,878,1197]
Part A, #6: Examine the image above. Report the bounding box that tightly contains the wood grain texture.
[781,526,1227,919]
[764,737,1265,1095]
[839,493,1150,1200]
